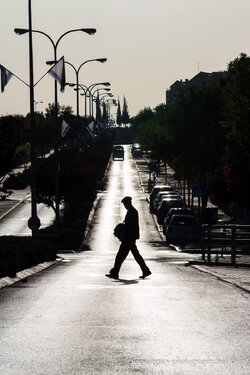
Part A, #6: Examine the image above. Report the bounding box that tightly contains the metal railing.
[201,224,250,266]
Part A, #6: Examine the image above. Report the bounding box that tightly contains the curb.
[0,257,62,289]
[78,160,111,251]
[82,160,111,240]
[189,263,250,294]
[81,194,101,240]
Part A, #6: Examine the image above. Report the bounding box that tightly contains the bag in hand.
[113,223,125,241]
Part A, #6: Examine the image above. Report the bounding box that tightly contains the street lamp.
[14,27,96,38]
[93,92,113,120]
[62,58,107,118]
[98,90,112,97]
[73,82,111,118]
[24,0,41,234]
[91,88,112,118]
[87,82,111,117]
[99,92,113,100]
[15,26,97,229]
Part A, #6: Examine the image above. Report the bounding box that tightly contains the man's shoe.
[139,270,151,279]
[105,273,119,280]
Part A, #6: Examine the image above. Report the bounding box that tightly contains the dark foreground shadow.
[115,278,140,285]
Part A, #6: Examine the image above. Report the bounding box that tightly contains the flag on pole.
[87,120,95,138]
[48,56,65,92]
[61,120,70,137]
[0,65,14,93]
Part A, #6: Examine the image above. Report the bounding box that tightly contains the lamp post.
[15,26,96,229]
[87,82,111,117]
[94,92,113,120]
[91,88,112,118]
[24,0,41,234]
[74,82,110,118]
[64,59,107,118]
[78,85,88,119]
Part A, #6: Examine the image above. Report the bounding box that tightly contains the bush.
[38,227,84,251]
[0,236,58,278]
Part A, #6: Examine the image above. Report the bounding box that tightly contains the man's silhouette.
[106,196,151,280]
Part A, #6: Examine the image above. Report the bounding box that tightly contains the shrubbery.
[0,129,113,278]
[0,236,58,278]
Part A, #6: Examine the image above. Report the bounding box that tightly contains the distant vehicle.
[156,198,185,225]
[113,145,124,160]
[149,185,173,212]
[163,207,194,235]
[165,214,199,243]
[132,148,143,158]
[131,143,141,154]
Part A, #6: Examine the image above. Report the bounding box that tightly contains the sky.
[1,0,250,118]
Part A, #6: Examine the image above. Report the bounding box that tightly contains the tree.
[45,103,73,119]
[121,96,130,126]
[95,92,102,123]
[165,84,223,180]
[0,115,27,177]
[131,106,172,162]
[220,53,250,207]
[116,97,122,126]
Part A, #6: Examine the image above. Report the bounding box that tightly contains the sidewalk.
[134,156,250,294]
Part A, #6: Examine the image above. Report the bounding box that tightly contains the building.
[166,71,224,106]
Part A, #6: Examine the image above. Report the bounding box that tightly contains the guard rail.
[201,224,250,266]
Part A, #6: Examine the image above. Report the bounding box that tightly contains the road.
[0,145,250,375]
[0,197,55,235]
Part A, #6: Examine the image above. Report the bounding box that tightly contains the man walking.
[106,196,151,280]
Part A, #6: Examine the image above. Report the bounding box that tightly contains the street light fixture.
[99,92,113,99]
[87,82,111,117]
[91,89,112,119]
[15,26,97,229]
[61,58,107,118]
[91,87,110,97]
[71,82,111,118]
[14,28,96,36]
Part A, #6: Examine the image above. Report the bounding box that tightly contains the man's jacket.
[124,205,140,241]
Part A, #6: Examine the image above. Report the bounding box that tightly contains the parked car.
[149,185,173,213]
[165,214,199,243]
[132,148,143,158]
[131,143,141,155]
[163,207,194,235]
[154,192,182,214]
[156,198,185,225]
[113,145,124,160]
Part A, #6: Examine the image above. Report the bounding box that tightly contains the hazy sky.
[1,0,250,117]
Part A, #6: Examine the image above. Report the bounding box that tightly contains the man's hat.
[121,196,132,204]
